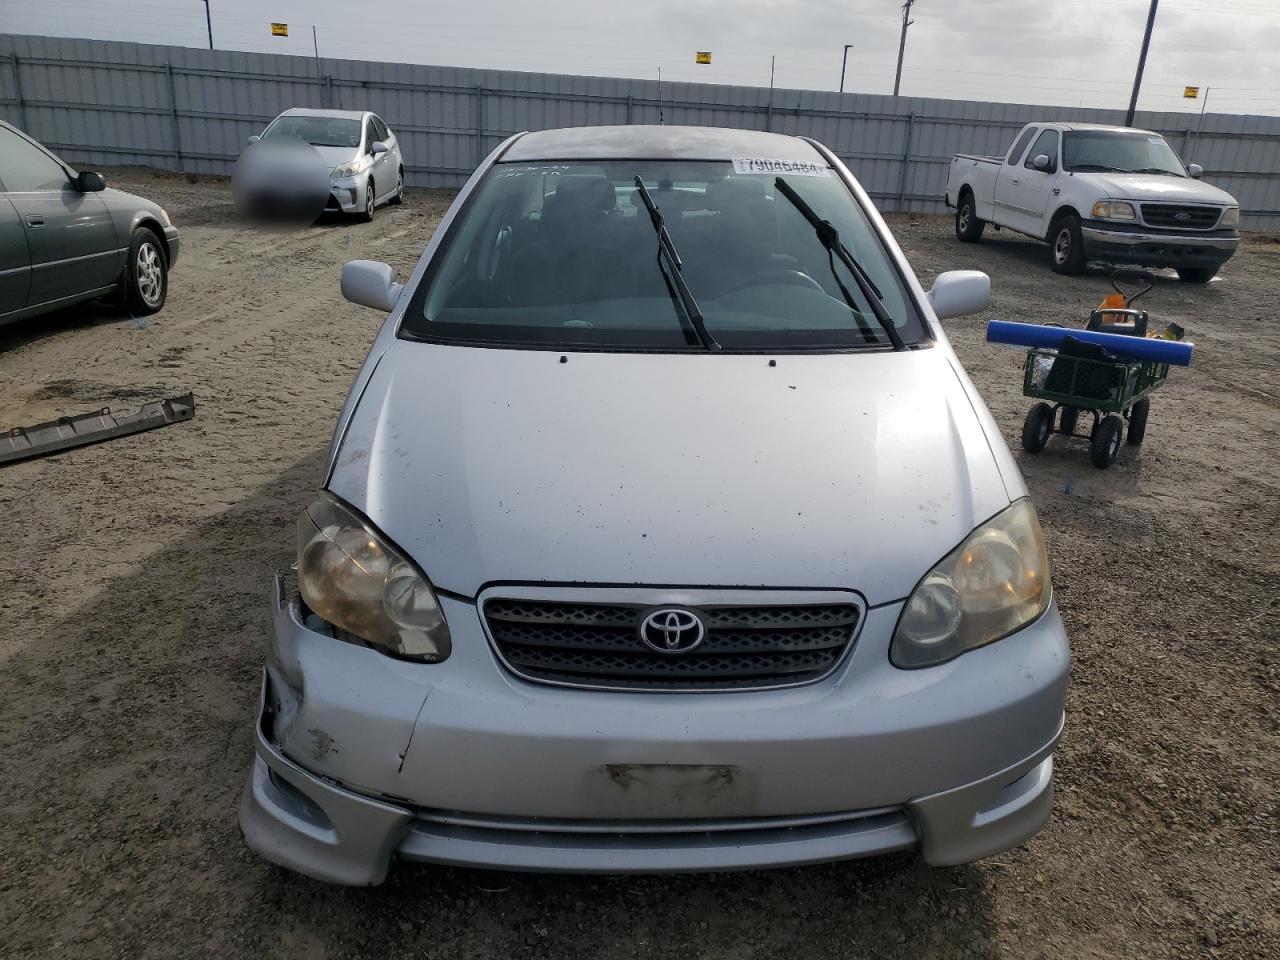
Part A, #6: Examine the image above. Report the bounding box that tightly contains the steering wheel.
[721,268,825,296]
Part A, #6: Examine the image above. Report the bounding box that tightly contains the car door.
[0,125,121,308]
[374,115,400,188]
[0,191,32,319]
[365,115,392,202]
[995,128,1060,237]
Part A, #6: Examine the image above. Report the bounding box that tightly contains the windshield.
[1062,131,1187,176]
[262,116,361,149]
[402,160,925,351]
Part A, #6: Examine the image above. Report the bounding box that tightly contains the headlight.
[891,499,1051,669]
[1091,200,1136,221]
[1219,206,1240,227]
[297,493,451,661]
[331,158,367,178]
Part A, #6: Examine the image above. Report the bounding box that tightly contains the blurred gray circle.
[232,139,331,225]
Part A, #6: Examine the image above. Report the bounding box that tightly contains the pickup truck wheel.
[1049,215,1086,275]
[955,193,984,242]
[1176,266,1217,283]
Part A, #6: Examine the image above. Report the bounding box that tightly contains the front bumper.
[240,577,1068,885]
[325,176,364,214]
[162,225,180,267]
[1080,220,1239,268]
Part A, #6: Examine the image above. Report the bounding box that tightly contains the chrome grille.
[483,595,860,691]
[1140,203,1221,230]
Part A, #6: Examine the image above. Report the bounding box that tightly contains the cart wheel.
[1091,414,1124,468]
[1059,406,1080,435]
[1127,399,1149,446]
[1022,402,1054,453]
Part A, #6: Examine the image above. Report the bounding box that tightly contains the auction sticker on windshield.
[732,158,829,176]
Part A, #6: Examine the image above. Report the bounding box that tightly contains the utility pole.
[1125,0,1159,126]
[893,0,915,97]
[1192,85,1211,159]
[840,44,852,94]
[657,66,664,125]
[201,0,213,49]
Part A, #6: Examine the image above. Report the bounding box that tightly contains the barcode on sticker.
[732,158,829,177]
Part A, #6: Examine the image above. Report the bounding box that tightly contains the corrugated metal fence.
[3,33,1279,229]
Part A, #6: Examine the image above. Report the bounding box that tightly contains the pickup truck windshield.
[1062,131,1187,177]
[262,116,361,149]
[403,160,924,351]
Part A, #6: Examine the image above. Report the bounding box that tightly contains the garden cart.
[1020,270,1174,469]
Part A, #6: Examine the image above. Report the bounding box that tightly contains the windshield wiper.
[1129,167,1179,176]
[1068,163,1127,173]
[773,178,905,351]
[633,177,720,352]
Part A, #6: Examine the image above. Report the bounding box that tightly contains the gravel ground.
[1,169,1276,960]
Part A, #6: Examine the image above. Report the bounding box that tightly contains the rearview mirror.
[341,260,403,312]
[1031,154,1050,171]
[247,134,261,145]
[928,270,990,320]
[1187,162,1203,179]
[370,141,389,156]
[75,171,106,192]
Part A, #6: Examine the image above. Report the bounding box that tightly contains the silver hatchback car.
[240,126,1069,885]
[251,108,404,220]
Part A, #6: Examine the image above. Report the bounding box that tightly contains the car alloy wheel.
[136,242,163,306]
[1053,228,1072,265]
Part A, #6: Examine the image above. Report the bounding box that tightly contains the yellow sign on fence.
[271,23,289,37]
[695,51,712,64]
[1183,86,1199,98]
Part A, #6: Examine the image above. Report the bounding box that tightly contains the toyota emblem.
[638,608,706,654]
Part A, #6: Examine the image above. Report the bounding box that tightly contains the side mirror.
[928,270,990,320]
[247,134,261,145]
[1187,163,1203,179]
[76,171,106,192]
[341,260,403,312]
[1031,154,1051,172]
[370,141,389,156]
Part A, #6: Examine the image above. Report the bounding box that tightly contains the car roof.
[280,108,369,120]
[1048,121,1158,136]
[502,125,828,162]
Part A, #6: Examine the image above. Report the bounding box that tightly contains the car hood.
[1086,173,1237,205]
[327,344,1012,605]
[312,145,358,169]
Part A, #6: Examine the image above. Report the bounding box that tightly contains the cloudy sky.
[2,0,1277,115]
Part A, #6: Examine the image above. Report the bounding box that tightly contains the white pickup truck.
[944,122,1240,282]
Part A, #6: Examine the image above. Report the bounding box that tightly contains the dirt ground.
[1,169,1276,960]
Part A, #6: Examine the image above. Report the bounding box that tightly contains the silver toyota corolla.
[239,125,1069,886]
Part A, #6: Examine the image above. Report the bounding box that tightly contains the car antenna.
[657,66,664,125]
